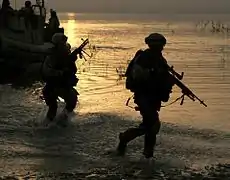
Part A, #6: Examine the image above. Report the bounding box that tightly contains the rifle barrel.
[172,72,207,107]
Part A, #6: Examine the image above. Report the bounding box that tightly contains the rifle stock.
[167,64,207,107]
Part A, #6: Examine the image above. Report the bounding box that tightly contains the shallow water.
[1,13,230,179]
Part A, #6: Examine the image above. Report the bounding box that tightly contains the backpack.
[125,49,144,92]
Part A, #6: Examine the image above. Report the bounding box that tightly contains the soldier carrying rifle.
[41,33,89,127]
[116,33,207,160]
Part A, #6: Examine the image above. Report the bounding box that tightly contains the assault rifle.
[70,38,91,61]
[166,64,207,107]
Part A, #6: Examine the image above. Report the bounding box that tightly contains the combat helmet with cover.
[51,33,68,45]
[145,33,166,47]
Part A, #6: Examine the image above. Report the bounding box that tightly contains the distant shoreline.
[57,12,230,15]
[57,12,230,22]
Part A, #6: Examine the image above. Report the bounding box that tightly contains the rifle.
[166,64,207,107]
[70,38,90,61]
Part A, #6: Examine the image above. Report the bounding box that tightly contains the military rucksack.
[125,49,144,92]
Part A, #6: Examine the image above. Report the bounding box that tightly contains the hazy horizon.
[1,0,230,14]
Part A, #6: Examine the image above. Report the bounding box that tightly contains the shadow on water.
[1,108,230,179]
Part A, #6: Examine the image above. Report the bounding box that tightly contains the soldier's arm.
[68,52,78,62]
[160,56,170,69]
[68,46,82,62]
[42,56,63,77]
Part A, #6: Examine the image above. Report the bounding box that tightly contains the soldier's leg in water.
[42,85,58,121]
[117,124,146,155]
[59,87,78,114]
[142,110,161,158]
[117,95,149,155]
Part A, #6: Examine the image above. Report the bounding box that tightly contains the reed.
[196,20,230,35]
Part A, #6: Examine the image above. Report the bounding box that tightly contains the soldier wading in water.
[116,33,175,160]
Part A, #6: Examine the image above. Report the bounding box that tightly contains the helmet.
[50,9,57,16]
[145,33,166,46]
[25,0,32,7]
[51,33,68,45]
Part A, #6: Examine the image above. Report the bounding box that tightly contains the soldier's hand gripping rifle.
[166,64,207,107]
[69,38,90,62]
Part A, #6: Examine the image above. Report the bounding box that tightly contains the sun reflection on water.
[60,13,79,46]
